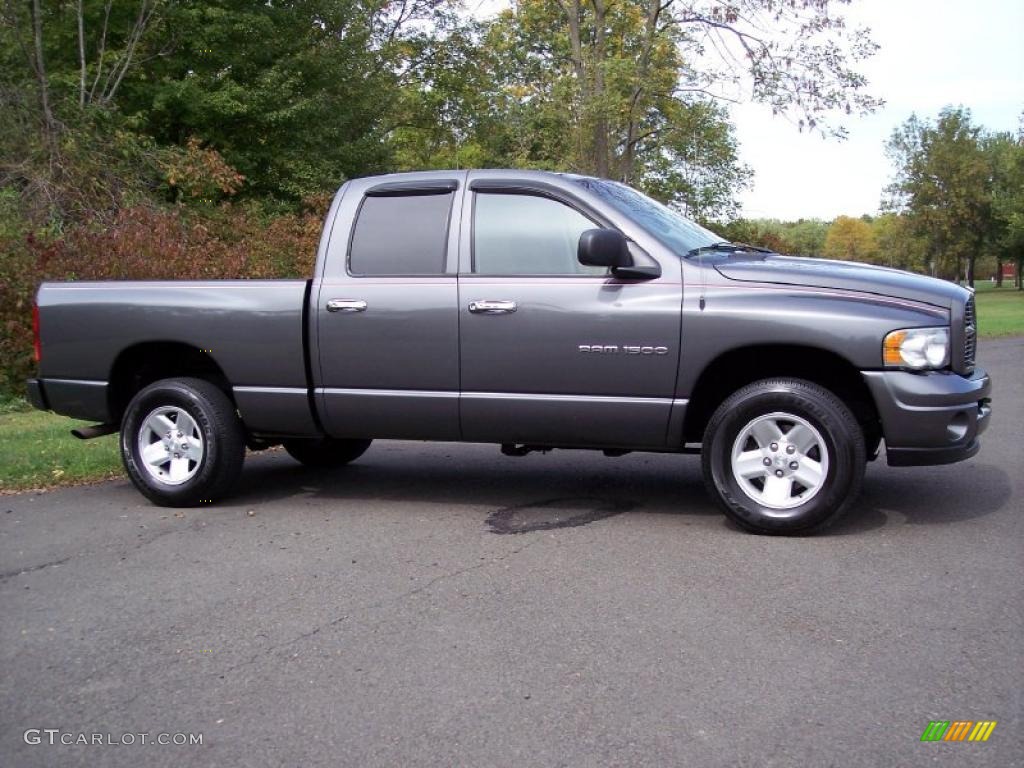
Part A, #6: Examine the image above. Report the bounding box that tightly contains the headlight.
[883,327,950,370]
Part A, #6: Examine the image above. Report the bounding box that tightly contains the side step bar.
[71,423,118,440]
[501,443,633,458]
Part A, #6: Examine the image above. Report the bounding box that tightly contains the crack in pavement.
[216,537,542,678]
[0,555,73,583]
[1,519,207,586]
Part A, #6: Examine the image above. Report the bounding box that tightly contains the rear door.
[314,176,464,439]
[457,177,682,448]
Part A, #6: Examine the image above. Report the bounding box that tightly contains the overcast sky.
[732,0,1024,220]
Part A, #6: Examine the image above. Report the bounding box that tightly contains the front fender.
[677,282,949,397]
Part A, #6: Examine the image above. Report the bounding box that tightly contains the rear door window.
[349,192,454,276]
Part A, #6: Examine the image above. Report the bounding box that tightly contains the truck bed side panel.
[36,280,317,435]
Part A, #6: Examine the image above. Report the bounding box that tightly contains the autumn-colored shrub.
[0,235,41,399]
[0,201,324,397]
[164,138,246,203]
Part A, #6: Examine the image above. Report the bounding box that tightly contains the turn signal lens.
[883,330,906,366]
[882,327,950,370]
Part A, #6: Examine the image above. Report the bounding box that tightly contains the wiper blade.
[685,241,772,258]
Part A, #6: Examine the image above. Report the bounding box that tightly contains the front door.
[457,183,682,448]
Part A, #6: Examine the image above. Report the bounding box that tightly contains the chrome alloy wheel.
[136,406,204,486]
[730,411,829,511]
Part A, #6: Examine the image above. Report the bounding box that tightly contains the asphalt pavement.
[1,338,1021,767]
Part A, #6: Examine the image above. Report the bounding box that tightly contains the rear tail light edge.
[32,304,41,364]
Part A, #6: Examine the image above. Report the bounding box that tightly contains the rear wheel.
[121,377,245,507]
[283,437,372,468]
[701,378,865,535]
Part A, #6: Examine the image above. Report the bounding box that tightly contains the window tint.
[473,193,606,275]
[349,192,453,276]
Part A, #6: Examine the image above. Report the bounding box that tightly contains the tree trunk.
[591,0,609,178]
[99,0,153,105]
[559,0,590,173]
[965,254,975,288]
[77,0,86,107]
[620,0,663,183]
[29,0,56,140]
[996,257,1003,287]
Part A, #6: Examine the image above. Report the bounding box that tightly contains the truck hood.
[713,254,965,309]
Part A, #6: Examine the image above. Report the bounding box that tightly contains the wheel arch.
[108,342,234,425]
[683,344,881,450]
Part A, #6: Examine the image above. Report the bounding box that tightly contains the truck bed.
[35,280,317,436]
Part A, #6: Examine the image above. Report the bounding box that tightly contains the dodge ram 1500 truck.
[27,170,992,534]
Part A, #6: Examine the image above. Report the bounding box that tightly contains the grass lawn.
[0,406,121,492]
[974,283,1024,338]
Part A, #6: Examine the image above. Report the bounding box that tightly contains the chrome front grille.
[963,295,976,373]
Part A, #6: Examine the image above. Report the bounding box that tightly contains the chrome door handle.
[326,299,367,313]
[468,300,517,314]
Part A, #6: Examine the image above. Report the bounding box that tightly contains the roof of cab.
[343,168,601,187]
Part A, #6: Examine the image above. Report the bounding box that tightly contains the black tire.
[701,378,866,535]
[120,377,245,507]
[283,437,372,468]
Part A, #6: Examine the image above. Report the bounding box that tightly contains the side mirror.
[578,228,632,268]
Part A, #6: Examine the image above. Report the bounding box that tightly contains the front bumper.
[862,367,991,467]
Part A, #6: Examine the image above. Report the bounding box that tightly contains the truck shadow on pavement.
[232,448,716,534]
[223,447,1012,538]
[827,460,1013,535]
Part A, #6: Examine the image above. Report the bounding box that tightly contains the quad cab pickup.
[27,171,992,534]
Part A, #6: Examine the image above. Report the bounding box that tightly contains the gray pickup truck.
[27,170,992,534]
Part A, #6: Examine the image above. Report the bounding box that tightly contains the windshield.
[573,178,724,255]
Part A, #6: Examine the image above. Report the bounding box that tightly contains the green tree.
[130,0,452,200]
[884,107,992,285]
[444,0,756,216]
[1,0,454,205]
[985,124,1024,289]
[1,0,176,224]
[784,219,829,256]
[870,212,926,272]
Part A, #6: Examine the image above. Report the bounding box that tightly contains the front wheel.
[701,378,866,535]
[121,378,245,507]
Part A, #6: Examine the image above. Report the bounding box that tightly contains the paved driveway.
[2,338,1021,767]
